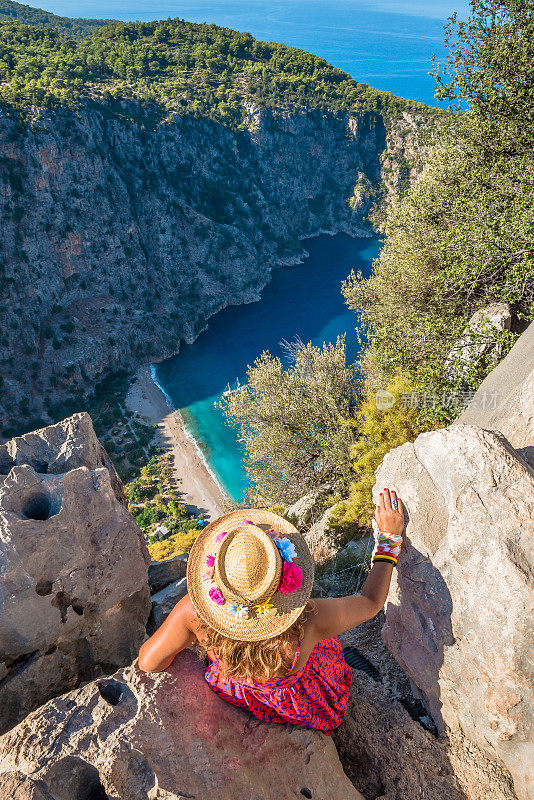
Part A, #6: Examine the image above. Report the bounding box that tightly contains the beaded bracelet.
[372,530,403,567]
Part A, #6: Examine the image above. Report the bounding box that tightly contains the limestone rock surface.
[335,670,517,800]
[0,414,151,734]
[304,504,341,564]
[0,648,364,800]
[148,553,188,594]
[455,321,534,468]
[147,577,188,634]
[0,411,124,501]
[285,482,334,530]
[0,771,55,800]
[374,423,534,800]
[444,302,512,382]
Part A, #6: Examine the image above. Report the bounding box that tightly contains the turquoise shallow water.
[154,233,381,502]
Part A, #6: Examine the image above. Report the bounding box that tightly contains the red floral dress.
[204,636,353,734]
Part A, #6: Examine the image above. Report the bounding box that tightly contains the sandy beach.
[125,365,232,522]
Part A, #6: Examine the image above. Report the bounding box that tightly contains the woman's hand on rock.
[374,487,404,537]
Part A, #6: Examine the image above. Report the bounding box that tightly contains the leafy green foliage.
[0,0,113,38]
[342,0,533,427]
[125,453,203,559]
[216,336,360,505]
[327,373,431,534]
[0,14,431,121]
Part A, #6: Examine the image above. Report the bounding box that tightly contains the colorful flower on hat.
[209,586,225,605]
[202,567,214,582]
[215,530,228,543]
[266,528,280,539]
[275,537,297,563]
[243,520,254,524]
[278,561,303,594]
[255,598,274,615]
[229,603,249,619]
[206,554,215,567]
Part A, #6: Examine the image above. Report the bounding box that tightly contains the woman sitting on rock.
[138,488,404,734]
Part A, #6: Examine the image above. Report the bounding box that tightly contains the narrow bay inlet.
[152,233,381,505]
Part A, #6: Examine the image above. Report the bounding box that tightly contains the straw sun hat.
[186,508,314,642]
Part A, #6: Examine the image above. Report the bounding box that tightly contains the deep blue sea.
[37,0,466,501]
[37,0,468,106]
[154,234,380,501]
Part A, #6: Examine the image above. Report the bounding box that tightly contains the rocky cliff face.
[370,323,534,800]
[0,413,151,734]
[375,424,533,800]
[0,101,425,436]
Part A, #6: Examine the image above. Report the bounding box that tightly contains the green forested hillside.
[0,0,113,38]
[0,13,430,122]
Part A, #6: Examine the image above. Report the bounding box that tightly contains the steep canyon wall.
[0,101,424,436]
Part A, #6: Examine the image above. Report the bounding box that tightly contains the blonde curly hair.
[196,602,314,682]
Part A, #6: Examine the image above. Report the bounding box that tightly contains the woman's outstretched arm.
[137,594,198,672]
[310,487,404,640]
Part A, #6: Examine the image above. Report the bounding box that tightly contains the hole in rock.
[23,493,53,520]
[51,591,72,623]
[301,790,313,798]
[85,783,109,800]
[97,679,124,706]
[35,580,53,596]
[44,756,110,800]
[71,598,84,615]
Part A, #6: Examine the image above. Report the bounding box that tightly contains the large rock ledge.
[0,413,151,735]
[374,423,533,800]
[0,648,364,800]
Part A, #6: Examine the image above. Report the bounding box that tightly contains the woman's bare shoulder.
[302,596,355,641]
[179,593,205,638]
[303,597,333,623]
[301,598,327,638]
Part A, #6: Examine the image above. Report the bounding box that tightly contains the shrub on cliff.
[342,0,534,427]
[327,373,429,533]
[148,527,200,560]
[216,335,359,506]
